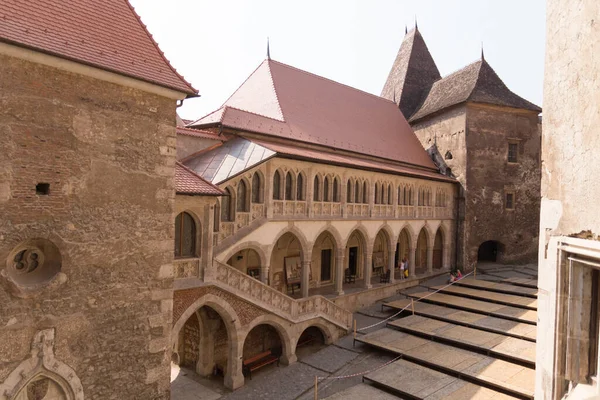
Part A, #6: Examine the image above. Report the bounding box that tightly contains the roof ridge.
[265,60,286,121]
[176,161,225,194]
[219,59,269,108]
[268,59,397,106]
[126,1,197,94]
[439,59,482,82]
[223,105,290,123]
[188,107,224,126]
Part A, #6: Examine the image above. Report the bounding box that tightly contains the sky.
[129,0,546,121]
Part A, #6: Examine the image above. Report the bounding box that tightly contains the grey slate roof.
[184,137,275,184]
[409,58,542,122]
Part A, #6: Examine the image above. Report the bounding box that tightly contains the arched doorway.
[415,228,428,274]
[373,229,391,278]
[242,324,284,378]
[295,326,326,360]
[345,230,366,285]
[174,305,230,382]
[396,228,411,277]
[311,231,337,286]
[478,241,504,262]
[433,229,443,269]
[270,232,304,294]
[227,248,262,279]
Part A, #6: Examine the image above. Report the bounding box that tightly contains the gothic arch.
[220,241,268,267]
[268,226,311,262]
[343,223,371,249]
[294,321,336,348]
[243,314,294,361]
[310,225,343,252]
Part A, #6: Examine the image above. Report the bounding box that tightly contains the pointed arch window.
[347,180,353,203]
[213,203,220,232]
[221,188,234,221]
[297,173,304,200]
[313,176,320,201]
[175,212,196,258]
[285,171,294,200]
[388,184,392,205]
[273,171,281,200]
[362,182,368,204]
[237,180,248,211]
[252,173,262,203]
[374,184,379,204]
[324,177,330,202]
[333,177,340,202]
[355,181,360,204]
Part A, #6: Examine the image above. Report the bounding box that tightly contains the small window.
[36,183,50,195]
[213,204,220,232]
[333,177,340,202]
[236,180,248,212]
[347,180,353,203]
[362,182,367,203]
[313,176,320,201]
[285,172,294,200]
[324,177,330,202]
[508,143,518,163]
[252,173,262,203]
[355,181,360,204]
[221,188,234,221]
[505,192,515,210]
[273,171,281,200]
[297,174,304,200]
[175,212,196,258]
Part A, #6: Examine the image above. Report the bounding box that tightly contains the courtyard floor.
[171,262,538,400]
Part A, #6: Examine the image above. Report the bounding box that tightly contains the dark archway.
[295,326,326,360]
[242,324,283,377]
[478,241,504,262]
[433,229,443,269]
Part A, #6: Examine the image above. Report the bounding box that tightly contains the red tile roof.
[177,126,223,141]
[190,59,437,171]
[0,0,197,95]
[175,162,224,196]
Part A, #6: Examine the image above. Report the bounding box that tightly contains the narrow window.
[252,173,261,203]
[297,174,304,200]
[285,172,294,200]
[362,182,367,203]
[333,177,339,202]
[324,177,330,202]
[388,184,392,205]
[313,176,320,201]
[508,142,518,163]
[237,180,247,212]
[374,184,379,204]
[213,203,220,232]
[273,171,281,200]
[355,181,360,204]
[221,188,233,221]
[174,212,196,258]
[505,192,515,210]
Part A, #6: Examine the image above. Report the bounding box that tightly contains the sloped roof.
[184,137,276,184]
[176,126,223,141]
[190,59,437,171]
[410,58,542,122]
[381,27,441,119]
[175,162,224,196]
[0,0,197,95]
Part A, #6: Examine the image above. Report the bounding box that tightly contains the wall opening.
[477,240,504,262]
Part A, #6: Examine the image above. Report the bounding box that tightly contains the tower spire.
[415,16,418,30]
[481,41,484,60]
[267,37,271,60]
[405,25,408,35]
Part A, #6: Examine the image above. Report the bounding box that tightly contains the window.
[347,180,353,203]
[508,142,518,163]
[221,188,233,221]
[505,192,515,210]
[362,182,367,203]
[273,171,281,200]
[313,176,320,201]
[237,180,248,212]
[213,204,219,232]
[374,184,379,204]
[174,212,196,258]
[324,177,330,202]
[297,173,304,200]
[388,184,392,205]
[252,173,262,203]
[355,181,360,204]
[333,178,339,202]
[285,172,294,200]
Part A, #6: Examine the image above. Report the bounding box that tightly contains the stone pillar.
[301,260,311,298]
[260,263,270,285]
[409,247,416,278]
[224,348,244,391]
[335,249,345,295]
[202,203,215,280]
[266,163,273,219]
[280,350,297,366]
[388,243,396,283]
[427,247,434,273]
[364,249,373,289]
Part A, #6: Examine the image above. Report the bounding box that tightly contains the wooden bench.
[242,349,280,379]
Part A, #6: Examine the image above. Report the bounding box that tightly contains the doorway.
[348,247,358,275]
[320,249,332,281]
[478,241,502,262]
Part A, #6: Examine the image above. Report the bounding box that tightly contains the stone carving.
[0,329,84,400]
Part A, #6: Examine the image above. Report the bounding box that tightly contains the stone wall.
[0,53,178,399]
[536,1,600,399]
[177,135,218,160]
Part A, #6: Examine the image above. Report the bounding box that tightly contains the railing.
[209,260,352,329]
[416,206,434,218]
[434,207,453,219]
[251,203,265,220]
[397,205,415,218]
[312,201,342,217]
[345,203,369,217]
[273,200,307,216]
[372,205,394,218]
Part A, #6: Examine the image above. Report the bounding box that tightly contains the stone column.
[409,246,416,278]
[301,260,311,298]
[427,247,434,273]
[280,346,297,366]
[202,202,215,280]
[260,263,270,285]
[266,164,273,219]
[335,249,345,295]
[388,243,396,283]
[225,339,244,390]
[363,248,373,289]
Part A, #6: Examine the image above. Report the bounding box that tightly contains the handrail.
[209,260,352,329]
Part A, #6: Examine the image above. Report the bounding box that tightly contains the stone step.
[455,278,538,298]
[427,285,537,310]
[363,359,519,400]
[382,300,536,342]
[355,328,535,399]
[400,291,537,325]
[502,278,538,289]
[387,315,535,367]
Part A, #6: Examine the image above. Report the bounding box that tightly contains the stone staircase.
[206,260,352,330]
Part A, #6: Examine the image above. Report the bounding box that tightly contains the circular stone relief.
[5,238,62,287]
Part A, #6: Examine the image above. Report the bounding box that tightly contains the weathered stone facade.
[0,50,183,399]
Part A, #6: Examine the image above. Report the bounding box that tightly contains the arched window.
[237,180,248,211]
[388,184,392,205]
[297,173,304,200]
[175,212,196,258]
[213,203,220,232]
[324,177,330,202]
[362,181,368,203]
[273,171,281,200]
[347,180,353,203]
[374,184,379,204]
[252,173,262,203]
[409,187,413,205]
[285,172,294,200]
[333,177,340,202]
[355,181,360,204]
[221,188,233,221]
[313,176,320,201]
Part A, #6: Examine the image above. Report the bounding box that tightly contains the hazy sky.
[129,0,546,121]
